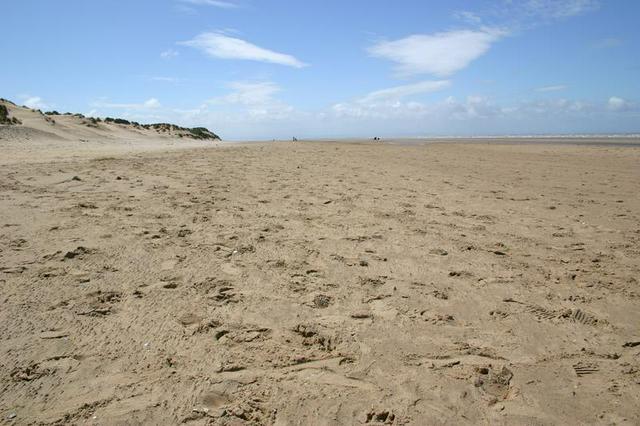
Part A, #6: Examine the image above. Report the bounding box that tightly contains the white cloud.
[21,95,49,110]
[92,98,161,110]
[160,49,179,59]
[112,92,637,140]
[326,94,636,137]
[522,0,599,20]
[180,32,307,68]
[453,10,483,25]
[331,94,501,121]
[109,82,298,138]
[535,85,567,92]
[144,98,161,108]
[454,1,599,34]
[607,96,633,112]
[359,80,451,103]
[210,81,281,105]
[180,0,239,8]
[329,89,620,125]
[329,81,451,120]
[206,81,295,120]
[445,95,501,119]
[368,29,505,77]
[509,98,594,116]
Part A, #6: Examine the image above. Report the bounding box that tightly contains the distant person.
[292,137,298,142]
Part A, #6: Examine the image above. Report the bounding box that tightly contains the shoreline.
[220,136,640,148]
[2,136,639,166]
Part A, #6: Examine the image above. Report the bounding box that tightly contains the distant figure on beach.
[373,136,381,141]
[292,137,298,142]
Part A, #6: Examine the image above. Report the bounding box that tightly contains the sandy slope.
[0,100,218,164]
[0,138,639,425]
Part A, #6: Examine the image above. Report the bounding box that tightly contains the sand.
[0,100,218,165]
[1,130,640,424]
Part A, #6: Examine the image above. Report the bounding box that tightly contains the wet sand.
[1,140,639,424]
[287,136,640,148]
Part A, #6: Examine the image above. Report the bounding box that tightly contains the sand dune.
[0,132,639,424]
[0,99,220,164]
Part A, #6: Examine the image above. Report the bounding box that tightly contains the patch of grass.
[141,123,220,140]
[106,117,133,125]
[0,104,9,121]
[83,117,100,128]
[188,127,219,140]
[0,104,21,125]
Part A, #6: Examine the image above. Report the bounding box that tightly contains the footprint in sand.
[62,246,94,261]
[474,365,513,400]
[75,290,122,316]
[177,313,203,327]
[293,324,337,352]
[199,391,231,413]
[364,409,396,424]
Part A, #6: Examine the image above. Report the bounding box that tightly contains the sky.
[2,0,639,139]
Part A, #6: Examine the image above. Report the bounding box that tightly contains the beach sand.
[1,137,639,424]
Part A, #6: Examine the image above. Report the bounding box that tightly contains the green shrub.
[188,127,220,140]
[0,104,9,121]
[0,104,21,125]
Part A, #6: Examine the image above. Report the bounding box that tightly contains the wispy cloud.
[607,96,634,112]
[332,94,500,121]
[510,98,593,115]
[179,0,239,8]
[210,81,281,105]
[521,0,599,20]
[454,0,599,32]
[592,37,622,49]
[453,10,483,25]
[160,49,179,59]
[443,96,502,120]
[92,98,161,110]
[206,81,294,120]
[114,93,635,140]
[180,32,307,68]
[327,93,636,136]
[150,76,182,83]
[536,85,567,92]
[329,80,451,121]
[368,29,505,77]
[359,80,451,103]
[19,95,49,110]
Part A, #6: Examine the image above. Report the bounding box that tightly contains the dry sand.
[1,132,639,424]
[0,100,218,164]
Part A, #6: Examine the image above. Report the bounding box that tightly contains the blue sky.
[2,0,639,139]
